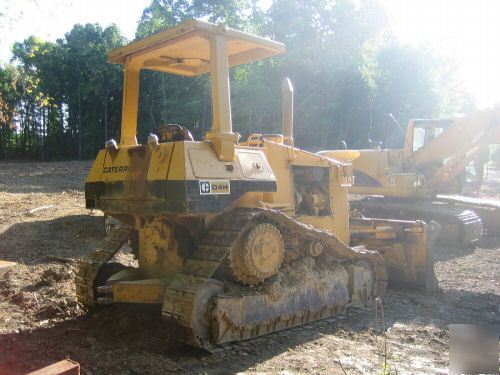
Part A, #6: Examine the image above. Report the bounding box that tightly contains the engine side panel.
[85,141,277,215]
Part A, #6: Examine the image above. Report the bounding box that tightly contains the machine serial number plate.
[199,180,231,195]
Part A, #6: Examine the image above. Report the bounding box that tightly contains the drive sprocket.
[229,222,284,285]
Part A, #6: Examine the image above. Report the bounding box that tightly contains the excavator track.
[161,208,387,350]
[351,197,483,247]
[437,194,500,237]
[75,227,133,306]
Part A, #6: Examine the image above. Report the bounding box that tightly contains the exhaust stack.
[281,78,294,143]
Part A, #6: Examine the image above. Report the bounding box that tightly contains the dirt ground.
[0,161,498,374]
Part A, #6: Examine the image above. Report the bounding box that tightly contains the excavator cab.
[409,119,451,152]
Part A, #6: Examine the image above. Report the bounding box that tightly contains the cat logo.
[199,180,230,195]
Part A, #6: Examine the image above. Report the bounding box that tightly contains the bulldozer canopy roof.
[108,19,285,77]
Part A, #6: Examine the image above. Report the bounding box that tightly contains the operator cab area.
[157,124,194,143]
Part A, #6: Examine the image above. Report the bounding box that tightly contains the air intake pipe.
[281,77,294,145]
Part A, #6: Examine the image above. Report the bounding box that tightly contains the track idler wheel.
[190,280,224,348]
[94,263,128,296]
[230,223,285,285]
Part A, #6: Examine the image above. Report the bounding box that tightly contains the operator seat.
[157,124,194,142]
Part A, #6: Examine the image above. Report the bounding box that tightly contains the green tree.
[8,24,125,160]
[0,0,477,160]
[366,44,475,148]
[0,64,21,158]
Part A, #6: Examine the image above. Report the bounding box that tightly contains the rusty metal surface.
[161,208,387,350]
[351,197,483,247]
[27,360,80,375]
[75,227,133,306]
[212,262,350,345]
[228,222,285,285]
[351,217,440,291]
[76,208,388,350]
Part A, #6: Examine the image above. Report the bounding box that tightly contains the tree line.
[0,0,474,160]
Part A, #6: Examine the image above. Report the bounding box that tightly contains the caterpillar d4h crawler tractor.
[77,19,438,350]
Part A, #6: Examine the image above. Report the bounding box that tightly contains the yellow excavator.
[76,19,437,350]
[320,109,500,247]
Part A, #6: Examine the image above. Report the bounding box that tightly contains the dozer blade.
[351,197,482,247]
[350,217,440,291]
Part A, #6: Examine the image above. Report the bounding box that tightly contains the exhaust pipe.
[281,78,294,143]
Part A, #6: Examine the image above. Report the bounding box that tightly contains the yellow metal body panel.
[120,64,140,145]
[100,148,147,183]
[85,139,278,220]
[259,140,352,244]
[290,150,331,168]
[87,141,276,187]
[189,147,238,179]
[108,19,285,76]
[166,142,186,181]
[85,150,107,183]
[297,215,335,233]
[112,279,166,304]
[147,143,174,180]
[328,169,350,244]
[237,149,275,180]
[261,141,295,210]
[320,149,428,198]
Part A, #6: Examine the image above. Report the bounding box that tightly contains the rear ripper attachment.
[75,227,133,305]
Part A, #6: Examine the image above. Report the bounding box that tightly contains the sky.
[1,0,500,109]
[0,0,150,58]
[379,0,500,109]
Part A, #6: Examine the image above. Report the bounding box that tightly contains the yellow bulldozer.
[320,109,500,247]
[76,19,438,350]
